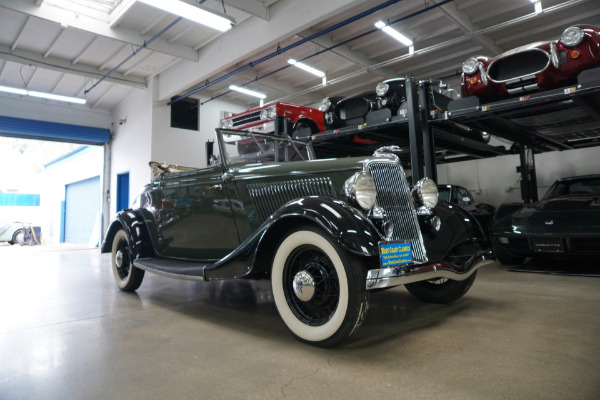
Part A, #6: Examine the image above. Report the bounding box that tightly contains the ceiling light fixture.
[137,0,233,32]
[287,59,325,78]
[229,85,266,99]
[375,20,413,47]
[0,85,86,104]
[0,85,28,95]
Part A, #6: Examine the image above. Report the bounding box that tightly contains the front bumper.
[365,248,495,290]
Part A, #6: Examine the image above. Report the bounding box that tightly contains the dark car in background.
[438,184,496,243]
[101,128,493,347]
[492,174,600,265]
[461,25,600,100]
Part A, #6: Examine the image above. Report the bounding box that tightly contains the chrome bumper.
[366,249,495,290]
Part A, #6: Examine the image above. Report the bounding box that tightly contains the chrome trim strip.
[365,249,494,290]
[487,48,550,84]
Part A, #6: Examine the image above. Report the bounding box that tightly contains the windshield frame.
[215,128,315,166]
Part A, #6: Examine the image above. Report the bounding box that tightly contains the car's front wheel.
[404,243,479,304]
[111,229,145,292]
[493,237,525,265]
[271,226,369,347]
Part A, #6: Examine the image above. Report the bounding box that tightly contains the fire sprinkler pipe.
[168,0,407,105]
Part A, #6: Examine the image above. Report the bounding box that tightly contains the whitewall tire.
[271,226,368,347]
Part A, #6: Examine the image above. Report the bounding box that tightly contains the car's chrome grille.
[248,178,336,220]
[369,162,428,263]
[231,110,262,127]
[488,50,549,82]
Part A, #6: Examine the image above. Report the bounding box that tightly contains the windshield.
[543,177,600,199]
[219,130,313,164]
[437,186,450,202]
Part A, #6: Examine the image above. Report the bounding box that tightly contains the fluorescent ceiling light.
[229,85,266,99]
[287,59,325,78]
[138,0,233,32]
[0,85,86,104]
[375,21,413,47]
[0,85,28,95]
[28,91,87,104]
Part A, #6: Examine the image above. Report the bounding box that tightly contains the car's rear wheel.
[404,243,480,304]
[10,229,24,245]
[271,226,369,347]
[111,229,145,292]
[493,237,526,265]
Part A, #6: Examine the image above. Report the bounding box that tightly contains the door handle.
[209,184,223,191]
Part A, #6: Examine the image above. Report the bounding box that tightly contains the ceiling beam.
[223,0,270,20]
[0,0,198,61]
[429,0,502,55]
[298,30,397,80]
[157,0,370,102]
[0,45,147,90]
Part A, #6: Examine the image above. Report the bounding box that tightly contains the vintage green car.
[101,129,493,347]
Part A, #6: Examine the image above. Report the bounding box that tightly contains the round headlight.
[462,58,479,75]
[375,82,389,96]
[221,119,233,129]
[414,178,438,208]
[319,98,332,112]
[344,171,376,210]
[259,106,276,120]
[561,26,584,47]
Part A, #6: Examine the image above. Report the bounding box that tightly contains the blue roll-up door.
[64,176,100,244]
[0,116,110,144]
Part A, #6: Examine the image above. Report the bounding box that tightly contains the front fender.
[206,197,383,280]
[269,197,382,256]
[492,202,524,234]
[101,210,153,258]
[424,201,487,261]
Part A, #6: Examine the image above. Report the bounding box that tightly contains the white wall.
[42,146,104,244]
[437,146,600,208]
[150,81,245,168]
[109,86,153,222]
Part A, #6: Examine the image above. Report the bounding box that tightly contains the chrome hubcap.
[292,270,316,302]
[115,250,123,268]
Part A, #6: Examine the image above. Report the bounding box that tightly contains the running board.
[133,257,212,281]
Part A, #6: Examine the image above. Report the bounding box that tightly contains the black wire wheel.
[111,229,145,292]
[404,243,480,304]
[271,225,369,347]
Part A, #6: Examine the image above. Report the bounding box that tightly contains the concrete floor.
[1,244,599,400]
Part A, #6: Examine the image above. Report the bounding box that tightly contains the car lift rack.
[289,67,600,203]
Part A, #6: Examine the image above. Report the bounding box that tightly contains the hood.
[498,194,600,235]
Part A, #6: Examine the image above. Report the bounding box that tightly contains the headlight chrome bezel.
[259,105,277,120]
[319,98,332,112]
[344,171,377,211]
[412,178,438,211]
[462,57,479,75]
[375,82,390,97]
[561,26,584,47]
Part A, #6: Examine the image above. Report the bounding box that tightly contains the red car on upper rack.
[461,25,600,100]
[219,102,325,136]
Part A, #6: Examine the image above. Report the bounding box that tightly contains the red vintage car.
[461,25,600,100]
[219,102,325,135]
